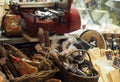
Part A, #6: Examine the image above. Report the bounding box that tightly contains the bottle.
[74,64,87,76]
[112,35,119,55]
[81,66,93,76]
[68,64,87,76]
[104,34,111,50]
[68,64,77,73]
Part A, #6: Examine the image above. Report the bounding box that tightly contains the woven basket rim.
[11,66,59,82]
[67,71,99,79]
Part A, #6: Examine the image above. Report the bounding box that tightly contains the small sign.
[88,37,97,47]
[113,57,120,69]
[106,51,113,60]
[35,43,42,53]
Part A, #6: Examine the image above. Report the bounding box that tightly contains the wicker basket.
[0,44,59,82]
[56,49,100,82]
[57,67,99,82]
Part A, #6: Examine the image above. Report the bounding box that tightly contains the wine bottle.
[104,34,111,50]
[76,68,87,76]
[112,35,119,55]
[68,64,86,76]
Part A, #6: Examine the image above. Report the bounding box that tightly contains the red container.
[10,0,81,36]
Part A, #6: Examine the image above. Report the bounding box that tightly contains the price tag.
[106,51,113,60]
[35,43,42,53]
[113,57,120,69]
